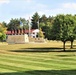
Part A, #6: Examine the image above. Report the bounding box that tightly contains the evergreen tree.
[31,12,40,29]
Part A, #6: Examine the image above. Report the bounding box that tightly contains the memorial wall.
[7,34,29,44]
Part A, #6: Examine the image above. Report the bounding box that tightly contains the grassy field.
[0,41,76,75]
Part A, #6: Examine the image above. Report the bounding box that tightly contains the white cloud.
[1,0,76,23]
[63,3,76,9]
[25,0,33,3]
[0,0,10,4]
[37,7,76,17]
[38,3,76,17]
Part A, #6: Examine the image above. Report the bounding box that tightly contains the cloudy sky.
[0,0,76,23]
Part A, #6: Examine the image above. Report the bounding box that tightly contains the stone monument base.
[7,34,29,44]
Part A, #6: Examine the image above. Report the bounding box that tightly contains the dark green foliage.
[31,12,40,29]
[7,18,20,30]
[20,18,29,29]
[51,15,68,51]
[39,15,53,39]
[51,14,76,51]
[7,18,28,30]
[42,26,51,40]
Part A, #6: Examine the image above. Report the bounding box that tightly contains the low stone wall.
[29,37,46,43]
[7,34,29,44]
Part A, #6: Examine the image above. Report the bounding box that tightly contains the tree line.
[2,12,54,39]
[1,12,76,51]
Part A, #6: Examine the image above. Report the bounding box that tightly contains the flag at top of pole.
[29,17,31,23]
[20,20,23,27]
[28,17,31,28]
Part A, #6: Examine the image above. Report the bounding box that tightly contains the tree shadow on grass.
[56,54,76,57]
[0,70,76,75]
[9,47,64,53]
[9,47,76,53]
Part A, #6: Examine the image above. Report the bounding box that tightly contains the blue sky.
[0,0,76,23]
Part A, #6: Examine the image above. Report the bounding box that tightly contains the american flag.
[20,21,23,27]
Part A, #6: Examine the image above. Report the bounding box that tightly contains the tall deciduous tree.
[66,15,76,49]
[51,14,69,51]
[51,14,76,51]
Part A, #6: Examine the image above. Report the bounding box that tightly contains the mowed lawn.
[0,41,76,75]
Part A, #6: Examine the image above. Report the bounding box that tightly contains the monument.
[6,29,29,44]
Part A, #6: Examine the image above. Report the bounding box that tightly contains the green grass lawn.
[0,41,76,75]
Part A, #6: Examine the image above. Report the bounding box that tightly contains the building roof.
[6,29,39,35]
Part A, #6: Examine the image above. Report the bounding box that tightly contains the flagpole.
[20,20,23,35]
[38,20,39,30]
[29,21,30,37]
[29,17,31,37]
[37,19,39,39]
